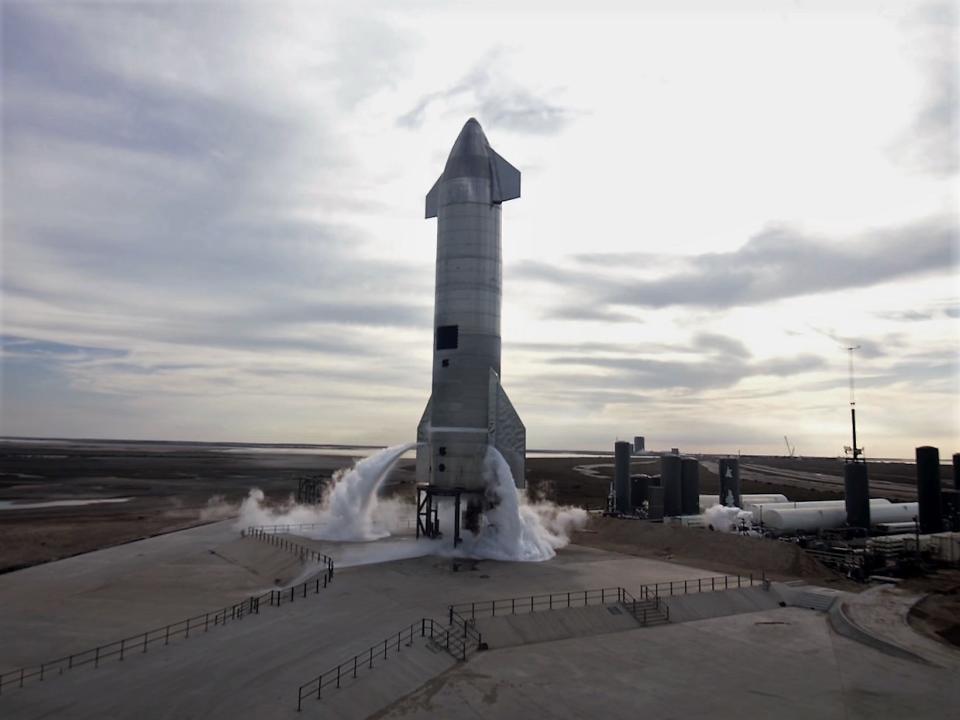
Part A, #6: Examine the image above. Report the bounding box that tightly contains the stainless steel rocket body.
[416,119,525,493]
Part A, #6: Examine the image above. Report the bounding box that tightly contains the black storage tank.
[614,441,631,513]
[661,455,682,517]
[718,458,741,507]
[916,446,943,533]
[630,474,650,509]
[941,488,960,530]
[647,485,665,520]
[843,462,870,530]
[680,457,700,515]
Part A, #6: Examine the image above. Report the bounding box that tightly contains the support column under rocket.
[415,118,526,535]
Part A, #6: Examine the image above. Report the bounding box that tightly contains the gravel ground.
[572,515,858,589]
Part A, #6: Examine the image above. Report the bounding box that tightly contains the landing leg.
[454,493,461,547]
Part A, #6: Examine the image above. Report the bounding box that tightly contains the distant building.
[633,436,645,454]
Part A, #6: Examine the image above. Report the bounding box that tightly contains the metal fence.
[244,522,327,536]
[0,541,335,696]
[447,586,670,626]
[448,586,626,620]
[638,573,757,598]
[620,587,670,624]
[294,574,758,711]
[244,526,335,570]
[295,617,471,712]
[446,575,755,622]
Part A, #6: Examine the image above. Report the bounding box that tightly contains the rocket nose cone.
[445,118,490,174]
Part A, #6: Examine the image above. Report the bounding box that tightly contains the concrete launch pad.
[1,522,958,719]
[374,605,958,720]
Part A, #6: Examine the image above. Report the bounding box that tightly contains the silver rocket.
[415,118,526,521]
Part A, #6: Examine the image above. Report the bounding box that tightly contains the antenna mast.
[847,345,862,463]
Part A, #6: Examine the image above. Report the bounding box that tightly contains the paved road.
[581,458,917,502]
[701,461,917,501]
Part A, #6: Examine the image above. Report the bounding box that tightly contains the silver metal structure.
[415,118,526,534]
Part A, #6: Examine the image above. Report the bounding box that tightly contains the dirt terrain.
[0,439,375,573]
[573,515,855,588]
[0,439,951,574]
[905,570,960,648]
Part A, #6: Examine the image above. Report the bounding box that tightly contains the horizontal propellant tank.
[762,502,919,535]
[699,493,788,511]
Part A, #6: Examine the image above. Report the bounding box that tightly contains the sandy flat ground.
[0,439,380,572]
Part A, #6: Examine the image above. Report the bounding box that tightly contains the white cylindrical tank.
[750,499,890,526]
[762,502,919,534]
[742,494,789,503]
[752,499,891,511]
[699,493,787,511]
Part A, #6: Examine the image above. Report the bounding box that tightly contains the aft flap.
[489,370,526,489]
[415,396,433,485]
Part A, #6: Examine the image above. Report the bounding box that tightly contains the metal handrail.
[243,527,335,571]
[447,575,757,622]
[296,617,464,712]
[447,608,486,651]
[620,588,669,624]
[637,574,755,599]
[0,554,335,695]
[245,522,327,535]
[448,586,627,620]
[296,574,761,711]
[448,586,671,627]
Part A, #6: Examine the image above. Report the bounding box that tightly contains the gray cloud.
[804,327,902,360]
[609,218,957,309]
[891,3,959,177]
[876,309,935,322]
[521,216,958,314]
[903,301,960,320]
[0,3,435,423]
[546,352,826,391]
[397,50,574,135]
[0,335,127,363]
[320,15,413,109]
[571,251,668,267]
[508,337,732,358]
[798,349,959,395]
[692,333,751,359]
[547,305,639,323]
[520,330,819,393]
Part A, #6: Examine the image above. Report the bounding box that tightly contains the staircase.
[439,610,487,660]
[620,596,671,627]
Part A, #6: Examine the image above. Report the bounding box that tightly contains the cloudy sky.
[1,0,957,457]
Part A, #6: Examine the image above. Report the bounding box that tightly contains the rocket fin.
[425,176,441,218]
[488,370,526,488]
[490,150,521,204]
[415,396,432,484]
